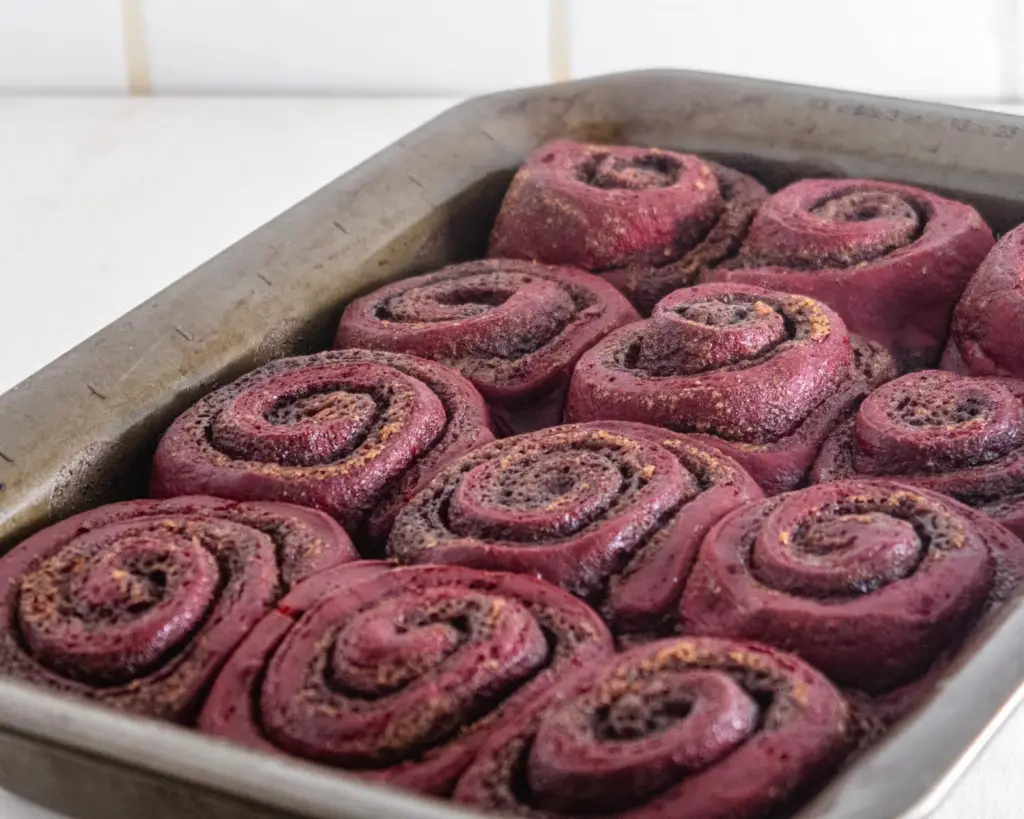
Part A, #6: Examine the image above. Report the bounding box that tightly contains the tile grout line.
[121,0,152,94]
[548,0,571,83]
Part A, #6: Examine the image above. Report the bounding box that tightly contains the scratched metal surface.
[2,70,1024,819]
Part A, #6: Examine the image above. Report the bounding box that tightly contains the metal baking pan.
[2,69,1024,819]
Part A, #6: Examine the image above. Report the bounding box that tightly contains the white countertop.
[0,96,1021,819]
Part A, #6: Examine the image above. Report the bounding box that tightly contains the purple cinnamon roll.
[703,178,993,367]
[386,421,762,635]
[0,496,356,721]
[566,283,897,495]
[813,370,1024,539]
[333,259,638,435]
[198,563,613,795]
[944,223,1024,379]
[680,480,1023,692]
[454,637,849,819]
[150,349,494,546]
[487,139,768,315]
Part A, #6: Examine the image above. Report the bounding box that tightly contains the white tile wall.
[143,0,551,95]
[0,0,126,92]
[0,0,1018,102]
[569,0,1007,102]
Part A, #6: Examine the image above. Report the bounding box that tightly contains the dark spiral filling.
[581,152,683,190]
[445,447,639,541]
[207,363,445,468]
[387,423,762,635]
[526,668,758,814]
[748,499,935,599]
[379,282,517,322]
[18,520,223,686]
[812,371,1024,546]
[151,350,495,542]
[198,564,613,794]
[453,637,849,819]
[636,291,797,377]
[704,177,996,370]
[566,283,855,448]
[264,586,551,766]
[854,372,1024,475]
[333,260,638,436]
[373,272,579,357]
[0,497,356,720]
[746,185,926,268]
[681,481,1002,692]
[388,426,690,592]
[487,140,769,317]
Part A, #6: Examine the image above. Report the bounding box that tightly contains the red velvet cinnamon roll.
[0,496,356,721]
[943,223,1024,379]
[813,370,1024,539]
[702,178,993,367]
[333,259,638,435]
[454,637,849,819]
[387,421,762,635]
[198,563,613,795]
[150,349,495,546]
[680,480,1023,693]
[566,283,897,495]
[487,139,768,315]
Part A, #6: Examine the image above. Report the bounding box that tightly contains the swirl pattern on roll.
[334,259,638,435]
[943,223,1024,379]
[0,496,357,721]
[680,480,1024,692]
[702,178,994,367]
[565,283,898,495]
[387,421,762,634]
[198,563,613,795]
[813,370,1024,539]
[150,349,495,546]
[454,636,849,819]
[487,139,768,315]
